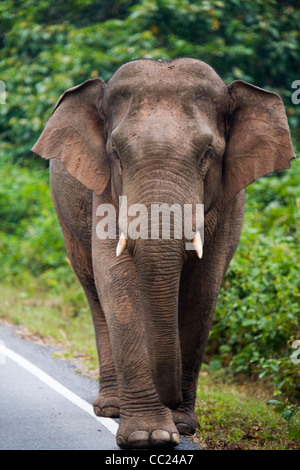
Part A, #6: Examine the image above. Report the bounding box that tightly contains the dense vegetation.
[1,0,300,161]
[0,0,299,429]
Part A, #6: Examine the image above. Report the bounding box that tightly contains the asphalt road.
[0,322,200,451]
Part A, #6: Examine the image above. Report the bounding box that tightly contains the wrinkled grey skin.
[33,58,294,449]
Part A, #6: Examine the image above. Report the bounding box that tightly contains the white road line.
[0,342,118,437]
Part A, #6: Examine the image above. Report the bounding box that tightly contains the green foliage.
[267,400,300,439]
[208,161,300,401]
[195,368,300,449]
[0,0,299,162]
[0,157,72,287]
[0,0,299,404]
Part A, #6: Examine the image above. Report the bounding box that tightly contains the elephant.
[32,58,295,449]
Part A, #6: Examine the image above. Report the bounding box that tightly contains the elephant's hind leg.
[50,189,120,417]
[65,232,120,418]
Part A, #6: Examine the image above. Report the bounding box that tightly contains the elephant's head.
[32,58,295,407]
[32,57,295,216]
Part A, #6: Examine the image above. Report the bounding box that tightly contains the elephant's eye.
[199,147,214,172]
[204,148,214,160]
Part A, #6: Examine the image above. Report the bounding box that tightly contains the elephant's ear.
[223,80,295,201]
[32,79,110,195]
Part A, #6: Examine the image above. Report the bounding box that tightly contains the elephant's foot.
[172,409,198,435]
[116,409,180,449]
[93,394,120,418]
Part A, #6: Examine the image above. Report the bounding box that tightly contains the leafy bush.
[208,161,300,401]
[267,400,300,439]
[0,156,72,287]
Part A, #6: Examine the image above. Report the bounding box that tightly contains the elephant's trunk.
[132,238,185,409]
[119,142,203,408]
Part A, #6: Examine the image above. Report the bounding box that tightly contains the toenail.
[116,435,126,447]
[101,406,119,417]
[151,430,170,444]
[128,430,150,447]
[93,405,101,416]
[171,432,180,445]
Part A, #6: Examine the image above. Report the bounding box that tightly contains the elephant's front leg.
[92,240,179,449]
[175,259,221,435]
[175,195,245,435]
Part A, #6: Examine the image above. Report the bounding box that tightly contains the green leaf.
[282,409,295,422]
[267,400,282,406]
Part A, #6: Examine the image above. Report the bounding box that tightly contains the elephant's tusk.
[193,231,203,259]
[116,232,126,257]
